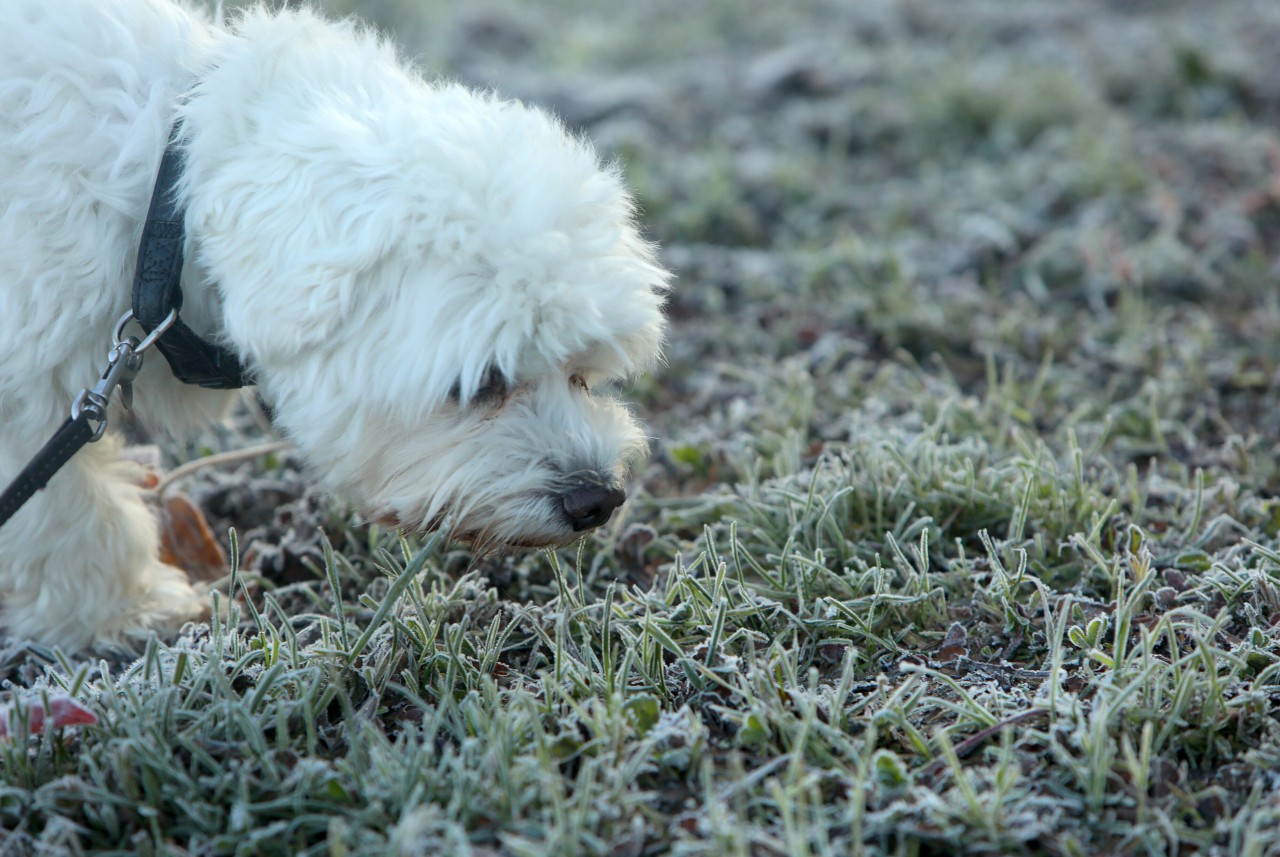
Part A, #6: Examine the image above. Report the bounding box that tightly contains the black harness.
[0,124,251,529]
[132,129,249,390]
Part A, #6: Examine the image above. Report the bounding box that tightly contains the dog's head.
[179,10,668,547]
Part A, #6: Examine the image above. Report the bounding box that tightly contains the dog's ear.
[188,176,402,364]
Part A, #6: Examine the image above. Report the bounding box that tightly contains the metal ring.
[70,391,108,441]
[112,308,178,354]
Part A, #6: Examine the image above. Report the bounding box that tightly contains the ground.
[4,0,1280,854]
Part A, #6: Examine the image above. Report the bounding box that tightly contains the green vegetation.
[6,0,1280,853]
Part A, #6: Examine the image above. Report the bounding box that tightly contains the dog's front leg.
[0,431,207,652]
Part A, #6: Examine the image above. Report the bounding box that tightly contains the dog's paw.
[0,562,210,654]
[112,563,212,647]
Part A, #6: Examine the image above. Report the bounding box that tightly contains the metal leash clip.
[70,308,178,441]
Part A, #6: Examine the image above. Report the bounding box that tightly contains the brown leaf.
[158,493,227,583]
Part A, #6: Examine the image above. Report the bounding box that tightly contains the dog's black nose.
[561,481,627,531]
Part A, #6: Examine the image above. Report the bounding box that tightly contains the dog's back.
[0,1,211,409]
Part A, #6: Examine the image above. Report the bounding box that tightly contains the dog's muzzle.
[560,472,627,532]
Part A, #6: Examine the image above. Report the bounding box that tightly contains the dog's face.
[280,232,668,548]
[323,362,658,549]
[180,63,668,547]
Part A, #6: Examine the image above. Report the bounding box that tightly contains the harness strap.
[132,127,250,390]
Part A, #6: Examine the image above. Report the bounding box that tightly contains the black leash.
[0,123,251,530]
[0,419,97,527]
[0,310,174,527]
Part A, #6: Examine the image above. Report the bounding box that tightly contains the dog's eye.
[448,365,509,406]
[569,373,589,393]
[472,365,509,404]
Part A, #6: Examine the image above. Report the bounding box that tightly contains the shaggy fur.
[0,0,668,651]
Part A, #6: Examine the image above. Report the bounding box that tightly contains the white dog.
[0,0,668,652]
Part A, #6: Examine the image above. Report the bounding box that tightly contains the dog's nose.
[561,481,627,531]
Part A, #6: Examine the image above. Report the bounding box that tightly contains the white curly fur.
[0,0,668,652]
